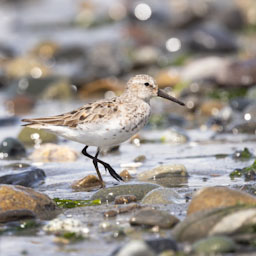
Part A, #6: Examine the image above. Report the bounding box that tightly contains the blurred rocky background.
[1,1,256,256]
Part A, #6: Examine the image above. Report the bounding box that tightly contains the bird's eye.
[144,82,150,86]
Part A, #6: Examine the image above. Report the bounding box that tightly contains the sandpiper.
[22,74,185,186]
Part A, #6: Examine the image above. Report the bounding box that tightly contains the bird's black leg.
[92,148,104,187]
[81,146,123,182]
[81,146,104,186]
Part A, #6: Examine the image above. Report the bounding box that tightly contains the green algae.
[53,198,101,208]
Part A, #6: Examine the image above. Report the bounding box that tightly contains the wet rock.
[216,58,256,86]
[145,238,177,254]
[119,170,132,181]
[72,175,102,191]
[0,209,35,223]
[29,143,78,162]
[91,184,159,203]
[114,240,156,256]
[43,218,89,238]
[114,195,137,204]
[0,137,26,159]
[192,236,236,254]
[0,168,46,187]
[142,188,182,205]
[130,208,179,229]
[133,155,146,163]
[0,184,58,220]
[0,116,18,127]
[18,127,57,146]
[137,164,188,187]
[172,205,256,242]
[187,186,256,215]
[188,23,238,53]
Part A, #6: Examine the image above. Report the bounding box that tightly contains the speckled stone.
[91,184,159,203]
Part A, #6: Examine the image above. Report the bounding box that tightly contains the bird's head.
[127,74,185,106]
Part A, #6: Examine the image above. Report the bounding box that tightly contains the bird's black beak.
[157,89,185,106]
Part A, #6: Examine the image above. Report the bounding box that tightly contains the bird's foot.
[101,162,123,182]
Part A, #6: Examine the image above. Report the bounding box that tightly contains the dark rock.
[188,23,238,53]
[145,238,178,253]
[0,168,46,187]
[0,116,18,127]
[130,208,179,229]
[91,184,159,203]
[0,137,26,159]
[230,98,252,112]
[0,209,35,223]
[0,184,58,220]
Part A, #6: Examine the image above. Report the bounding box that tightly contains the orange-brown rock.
[0,184,58,220]
[187,186,256,215]
[72,175,102,191]
[119,169,132,181]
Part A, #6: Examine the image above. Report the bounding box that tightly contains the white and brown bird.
[22,74,185,186]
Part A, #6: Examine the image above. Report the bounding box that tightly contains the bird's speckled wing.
[22,98,122,128]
